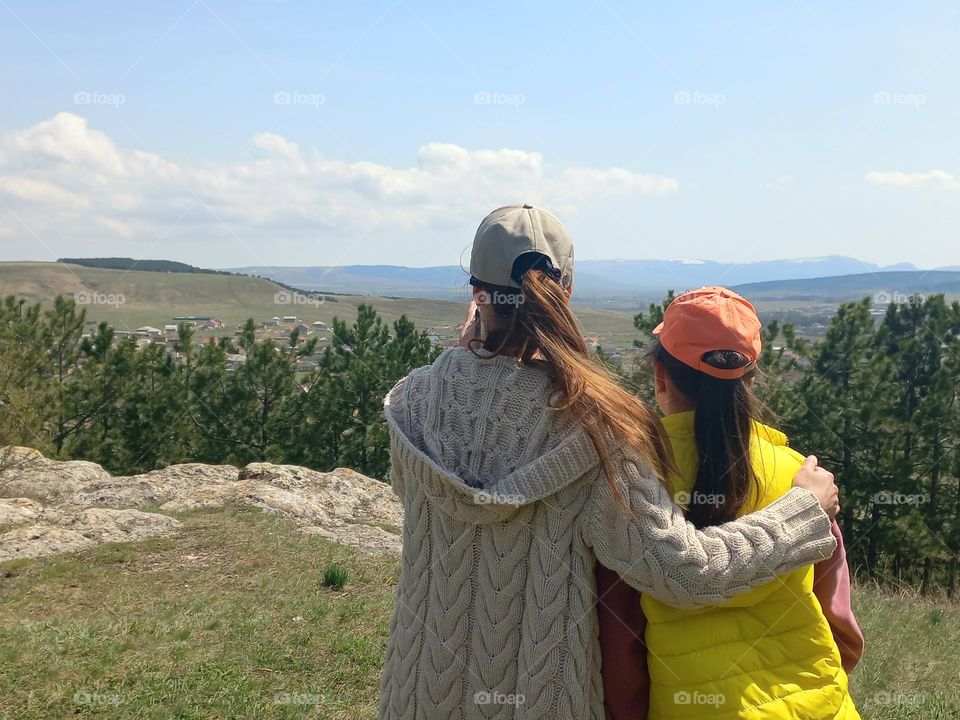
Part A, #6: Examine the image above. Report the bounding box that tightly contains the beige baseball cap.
[469,204,574,289]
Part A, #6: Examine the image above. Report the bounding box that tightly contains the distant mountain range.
[225,256,951,302]
[734,271,960,302]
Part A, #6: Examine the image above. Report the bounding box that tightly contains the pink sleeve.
[813,519,865,673]
[596,565,649,720]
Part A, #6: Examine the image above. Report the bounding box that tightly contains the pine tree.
[0,297,48,450]
[293,306,438,478]
[879,295,960,588]
[789,299,897,578]
[42,297,88,454]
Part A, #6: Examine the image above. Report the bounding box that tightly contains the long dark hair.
[469,254,674,498]
[648,338,761,528]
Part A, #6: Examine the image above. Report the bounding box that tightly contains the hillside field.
[3,261,953,349]
[0,506,957,719]
[0,262,641,350]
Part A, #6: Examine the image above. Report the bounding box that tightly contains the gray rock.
[71,463,239,508]
[0,497,45,528]
[0,447,402,562]
[0,446,111,504]
[0,524,96,562]
[65,508,183,544]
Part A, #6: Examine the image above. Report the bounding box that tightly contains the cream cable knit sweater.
[379,348,836,720]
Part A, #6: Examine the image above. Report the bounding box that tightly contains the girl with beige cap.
[379,205,840,720]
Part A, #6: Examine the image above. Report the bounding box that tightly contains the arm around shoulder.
[588,455,837,609]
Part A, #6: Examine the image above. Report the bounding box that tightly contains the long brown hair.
[470,255,673,497]
[648,338,761,528]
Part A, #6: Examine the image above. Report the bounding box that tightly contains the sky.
[1,1,959,270]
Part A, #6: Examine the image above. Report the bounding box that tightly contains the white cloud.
[0,113,678,263]
[865,170,959,189]
[0,175,89,208]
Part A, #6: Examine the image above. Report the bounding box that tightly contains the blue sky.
[1,1,959,269]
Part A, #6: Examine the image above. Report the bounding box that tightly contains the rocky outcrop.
[0,507,182,563]
[0,447,402,563]
[0,446,112,504]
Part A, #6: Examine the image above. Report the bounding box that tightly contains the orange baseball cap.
[652,286,762,380]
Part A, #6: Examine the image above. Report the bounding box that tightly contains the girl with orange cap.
[599,286,863,720]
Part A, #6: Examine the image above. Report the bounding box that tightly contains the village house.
[225,353,246,370]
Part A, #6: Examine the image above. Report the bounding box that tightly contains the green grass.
[0,507,397,719]
[0,506,957,719]
[322,564,349,591]
[847,583,960,719]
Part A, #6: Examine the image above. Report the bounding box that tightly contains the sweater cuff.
[766,487,837,565]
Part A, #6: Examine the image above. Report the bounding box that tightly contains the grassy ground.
[0,506,957,719]
[0,508,397,719]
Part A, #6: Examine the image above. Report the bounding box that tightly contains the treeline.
[2,291,958,592]
[628,292,960,594]
[0,296,438,480]
[57,258,235,275]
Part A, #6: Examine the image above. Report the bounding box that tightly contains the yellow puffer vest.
[642,411,860,720]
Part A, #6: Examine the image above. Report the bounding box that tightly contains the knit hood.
[384,348,600,525]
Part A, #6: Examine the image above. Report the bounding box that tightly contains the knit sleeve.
[384,372,415,501]
[588,455,837,609]
[383,361,437,501]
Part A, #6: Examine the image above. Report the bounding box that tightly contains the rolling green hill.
[0,262,640,349]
